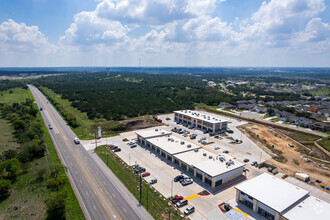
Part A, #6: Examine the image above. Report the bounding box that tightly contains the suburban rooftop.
[135,128,171,139]
[174,110,228,124]
[146,135,201,155]
[175,149,244,177]
[235,173,310,213]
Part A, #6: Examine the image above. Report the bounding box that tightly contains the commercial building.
[136,129,244,189]
[235,173,330,220]
[173,110,228,133]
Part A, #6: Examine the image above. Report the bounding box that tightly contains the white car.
[74,137,80,144]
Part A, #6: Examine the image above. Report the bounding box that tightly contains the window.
[239,197,253,209]
[258,208,274,220]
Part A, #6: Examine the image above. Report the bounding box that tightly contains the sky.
[0,0,329,67]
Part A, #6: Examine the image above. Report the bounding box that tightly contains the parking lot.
[157,112,271,165]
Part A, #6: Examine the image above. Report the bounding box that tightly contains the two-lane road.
[28,85,153,220]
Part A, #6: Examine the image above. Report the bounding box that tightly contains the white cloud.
[241,0,326,47]
[60,11,132,46]
[95,0,220,25]
[0,19,55,53]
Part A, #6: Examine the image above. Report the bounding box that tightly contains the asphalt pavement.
[28,85,153,220]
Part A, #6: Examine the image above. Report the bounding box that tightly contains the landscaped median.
[95,145,185,220]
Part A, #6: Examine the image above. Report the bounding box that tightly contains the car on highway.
[176,199,188,208]
[171,196,184,204]
[110,145,118,150]
[114,148,121,152]
[149,179,157,184]
[48,124,53,130]
[40,107,43,111]
[174,175,184,182]
[142,172,150,177]
[74,137,80,144]
[184,206,195,215]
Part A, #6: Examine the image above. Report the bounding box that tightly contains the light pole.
[171,180,173,198]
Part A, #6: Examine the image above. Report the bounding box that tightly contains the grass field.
[0,119,19,155]
[310,87,330,96]
[96,145,184,220]
[39,86,95,139]
[279,129,320,142]
[317,137,330,152]
[0,88,30,104]
[0,88,84,219]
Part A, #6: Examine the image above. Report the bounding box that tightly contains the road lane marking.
[32,88,114,220]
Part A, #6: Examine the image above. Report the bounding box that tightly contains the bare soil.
[121,118,160,131]
[240,123,330,190]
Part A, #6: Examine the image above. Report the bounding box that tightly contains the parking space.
[158,112,271,165]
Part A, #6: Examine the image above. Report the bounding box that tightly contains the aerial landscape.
[0,1,329,220]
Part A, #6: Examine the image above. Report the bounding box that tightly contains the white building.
[235,173,330,220]
[136,129,244,188]
[173,110,228,133]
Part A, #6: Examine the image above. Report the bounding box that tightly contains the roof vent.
[155,129,158,131]
[180,141,185,145]
[194,148,199,152]
[203,153,207,156]
[209,156,213,159]
[187,144,191,148]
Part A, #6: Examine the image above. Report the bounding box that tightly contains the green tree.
[46,190,67,220]
[0,179,12,200]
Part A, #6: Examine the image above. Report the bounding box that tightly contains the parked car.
[110,145,118,150]
[214,146,220,150]
[176,199,188,208]
[251,161,258,166]
[130,144,137,148]
[142,172,150,177]
[243,158,249,163]
[114,148,121,152]
[316,180,322,183]
[268,167,273,172]
[214,135,219,139]
[171,196,183,204]
[201,140,207,145]
[181,178,193,186]
[184,206,195,215]
[223,150,229,154]
[149,179,157,184]
[227,129,234,134]
[174,175,184,182]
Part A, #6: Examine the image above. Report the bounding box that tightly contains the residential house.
[318,109,330,118]
[218,102,234,109]
[253,106,268,113]
[310,113,327,121]
[295,117,313,127]
[310,122,330,131]
[257,100,265,105]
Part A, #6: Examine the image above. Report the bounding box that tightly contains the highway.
[28,85,153,220]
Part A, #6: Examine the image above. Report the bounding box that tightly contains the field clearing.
[240,123,330,191]
[0,118,19,154]
[311,87,330,96]
[0,88,30,104]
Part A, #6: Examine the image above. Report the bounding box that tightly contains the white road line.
[112,193,116,198]
[123,208,127,213]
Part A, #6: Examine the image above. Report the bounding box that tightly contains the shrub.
[47,177,66,191]
[46,190,67,219]
[0,179,12,200]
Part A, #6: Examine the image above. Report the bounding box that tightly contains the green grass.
[317,137,330,152]
[271,117,280,122]
[96,145,184,220]
[261,114,270,119]
[39,86,95,139]
[310,87,330,96]
[0,118,20,155]
[0,88,30,104]
[279,129,319,142]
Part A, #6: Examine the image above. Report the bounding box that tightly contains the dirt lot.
[121,117,160,131]
[239,123,330,189]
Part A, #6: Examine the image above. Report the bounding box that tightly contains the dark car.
[174,175,184,182]
[40,107,43,111]
[227,129,234,134]
[130,144,137,148]
[223,150,229,154]
[176,199,188,208]
[149,179,157,184]
[114,148,121,152]
[243,158,249,163]
[171,196,183,204]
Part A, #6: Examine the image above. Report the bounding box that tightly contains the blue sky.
[0,0,329,67]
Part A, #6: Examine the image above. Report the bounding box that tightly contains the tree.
[2,149,18,160]
[46,190,67,220]
[0,179,12,200]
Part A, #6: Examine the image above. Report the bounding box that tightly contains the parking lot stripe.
[243,213,249,217]
[185,194,199,201]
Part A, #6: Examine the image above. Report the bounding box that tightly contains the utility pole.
[139,172,142,205]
